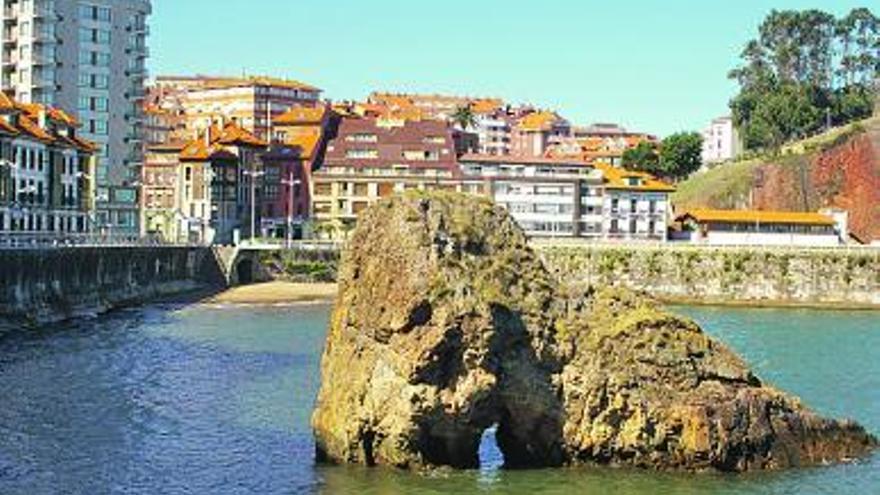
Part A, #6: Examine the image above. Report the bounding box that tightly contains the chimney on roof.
[37,107,47,130]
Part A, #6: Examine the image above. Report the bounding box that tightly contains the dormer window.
[626,177,643,187]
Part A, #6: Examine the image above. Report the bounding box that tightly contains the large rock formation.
[311,192,876,472]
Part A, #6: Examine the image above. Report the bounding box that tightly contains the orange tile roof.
[179,139,236,161]
[213,122,267,147]
[0,92,16,112]
[469,99,504,114]
[0,116,19,135]
[594,162,676,193]
[191,76,321,93]
[17,115,54,142]
[286,133,321,159]
[179,140,213,161]
[678,209,836,226]
[273,106,326,125]
[516,111,562,132]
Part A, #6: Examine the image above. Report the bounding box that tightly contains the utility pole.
[281,171,302,248]
[244,164,265,245]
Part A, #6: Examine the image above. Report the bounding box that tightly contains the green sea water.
[0,303,876,494]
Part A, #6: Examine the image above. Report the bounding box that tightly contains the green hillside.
[673,115,879,210]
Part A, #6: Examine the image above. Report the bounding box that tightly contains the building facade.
[510,111,571,158]
[312,117,477,237]
[676,209,843,247]
[459,156,673,240]
[258,105,332,239]
[701,116,741,165]
[1,0,152,235]
[152,75,322,143]
[141,122,267,245]
[0,93,95,238]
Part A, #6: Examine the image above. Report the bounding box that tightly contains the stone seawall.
[538,244,880,308]
[0,247,225,327]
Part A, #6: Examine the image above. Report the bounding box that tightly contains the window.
[345,133,378,143]
[89,119,108,135]
[346,149,378,159]
[92,74,109,89]
[92,97,109,112]
[79,5,111,22]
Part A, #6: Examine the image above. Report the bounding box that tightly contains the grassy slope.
[673,115,880,210]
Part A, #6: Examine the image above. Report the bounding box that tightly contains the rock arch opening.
[478,425,504,471]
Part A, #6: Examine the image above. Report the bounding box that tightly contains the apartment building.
[596,163,673,241]
[459,155,604,237]
[473,113,513,156]
[510,111,571,157]
[141,121,267,244]
[1,0,152,235]
[312,117,479,237]
[701,116,741,164]
[258,105,333,239]
[458,156,674,240]
[144,104,184,145]
[368,92,503,121]
[0,92,95,236]
[152,75,322,142]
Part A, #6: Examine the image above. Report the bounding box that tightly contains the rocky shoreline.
[311,192,877,473]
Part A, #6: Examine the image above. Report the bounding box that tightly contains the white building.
[473,114,512,156]
[1,0,152,235]
[0,92,96,238]
[459,155,674,240]
[701,116,741,164]
[675,209,844,247]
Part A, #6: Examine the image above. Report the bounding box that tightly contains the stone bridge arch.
[211,246,267,287]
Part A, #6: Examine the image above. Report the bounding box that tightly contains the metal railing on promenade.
[0,232,202,250]
[530,237,880,254]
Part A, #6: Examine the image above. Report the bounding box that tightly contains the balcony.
[125,128,145,143]
[32,30,57,44]
[32,53,56,65]
[126,86,146,100]
[31,5,56,19]
[32,76,55,88]
[131,46,150,59]
[128,24,150,36]
[124,109,144,121]
[124,152,144,166]
[125,64,147,77]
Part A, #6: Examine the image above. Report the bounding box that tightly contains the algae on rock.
[311,192,876,472]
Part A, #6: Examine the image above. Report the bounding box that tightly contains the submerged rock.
[311,192,876,472]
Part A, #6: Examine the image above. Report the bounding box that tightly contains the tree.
[659,132,704,179]
[729,8,880,151]
[450,105,477,130]
[621,141,659,174]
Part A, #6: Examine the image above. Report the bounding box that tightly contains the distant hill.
[674,116,880,243]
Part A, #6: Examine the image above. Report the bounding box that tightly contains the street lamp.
[242,168,265,244]
[280,173,302,248]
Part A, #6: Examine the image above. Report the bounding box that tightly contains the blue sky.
[151,0,865,137]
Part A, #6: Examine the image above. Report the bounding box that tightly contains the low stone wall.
[538,244,880,308]
[0,247,225,327]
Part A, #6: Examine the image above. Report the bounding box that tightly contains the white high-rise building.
[1,0,151,234]
[701,116,741,165]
